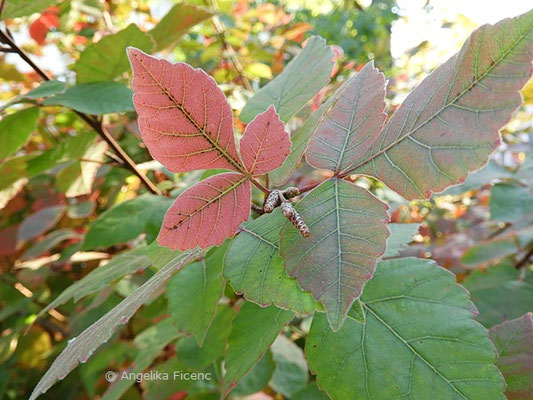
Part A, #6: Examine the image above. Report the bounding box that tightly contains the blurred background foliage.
[0,0,532,399]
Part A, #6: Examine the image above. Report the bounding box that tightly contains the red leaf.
[29,9,59,45]
[239,105,291,175]
[158,173,250,250]
[128,48,244,173]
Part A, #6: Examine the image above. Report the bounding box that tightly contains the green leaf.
[176,304,234,369]
[141,358,217,400]
[280,178,390,331]
[224,208,318,314]
[27,133,97,178]
[102,318,182,400]
[149,4,212,51]
[346,9,533,200]
[17,205,66,243]
[29,248,202,400]
[67,202,94,219]
[490,182,533,222]
[383,223,420,258]
[56,141,107,197]
[83,194,173,249]
[43,82,134,115]
[489,313,533,399]
[462,263,533,328]
[306,257,505,400]
[36,246,152,319]
[346,298,365,323]
[167,244,227,346]
[240,36,333,123]
[74,24,154,83]
[22,228,81,260]
[222,302,293,396]
[0,107,39,159]
[269,335,308,397]
[0,155,29,191]
[291,382,329,400]
[460,237,518,267]
[232,351,275,396]
[2,0,59,18]
[22,80,66,99]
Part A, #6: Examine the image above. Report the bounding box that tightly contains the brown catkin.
[251,203,264,215]
[281,201,310,238]
[263,190,281,213]
[281,187,300,199]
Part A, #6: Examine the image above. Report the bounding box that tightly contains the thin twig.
[0,0,6,20]
[209,0,252,92]
[0,46,16,53]
[0,29,161,195]
[515,244,533,269]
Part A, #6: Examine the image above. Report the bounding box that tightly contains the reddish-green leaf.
[280,178,390,330]
[158,173,250,250]
[344,10,533,200]
[489,313,533,399]
[239,105,291,174]
[128,48,245,173]
[306,61,386,174]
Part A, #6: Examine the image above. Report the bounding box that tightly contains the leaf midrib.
[135,58,246,173]
[342,18,532,177]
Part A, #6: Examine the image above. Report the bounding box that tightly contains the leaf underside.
[239,105,291,175]
[306,61,387,174]
[280,178,390,331]
[158,172,250,251]
[346,11,533,200]
[306,258,505,400]
[128,48,244,173]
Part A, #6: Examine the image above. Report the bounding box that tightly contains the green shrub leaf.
[222,302,293,396]
[44,82,134,114]
[306,257,505,400]
[167,244,227,346]
[83,194,173,249]
[74,24,154,83]
[462,263,533,328]
[0,107,39,159]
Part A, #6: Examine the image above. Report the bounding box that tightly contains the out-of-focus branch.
[0,29,161,195]
[209,0,253,92]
